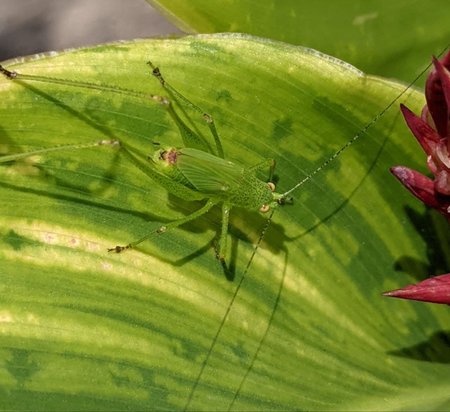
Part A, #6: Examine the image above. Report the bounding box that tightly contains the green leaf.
[0,34,449,410]
[149,0,450,82]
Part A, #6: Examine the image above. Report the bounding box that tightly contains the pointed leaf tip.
[384,273,450,305]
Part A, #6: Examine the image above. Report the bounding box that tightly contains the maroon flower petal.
[435,169,450,195]
[383,273,450,304]
[390,166,450,218]
[390,166,437,205]
[425,53,450,138]
[387,52,450,307]
[400,104,441,156]
[433,56,450,117]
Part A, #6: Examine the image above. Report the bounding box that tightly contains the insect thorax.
[150,146,275,210]
[228,173,275,210]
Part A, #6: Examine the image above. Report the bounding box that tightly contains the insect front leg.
[215,202,232,263]
[147,61,225,159]
[108,199,218,253]
[248,158,276,183]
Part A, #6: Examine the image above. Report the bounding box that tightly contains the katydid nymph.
[0,50,444,412]
[0,62,289,268]
[0,57,434,269]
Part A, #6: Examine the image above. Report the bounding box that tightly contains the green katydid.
[0,58,433,268]
[0,62,289,266]
[0,52,443,412]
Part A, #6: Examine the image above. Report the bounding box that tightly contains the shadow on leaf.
[394,207,450,281]
[388,330,450,364]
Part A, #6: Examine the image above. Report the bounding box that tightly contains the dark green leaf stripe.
[0,35,449,410]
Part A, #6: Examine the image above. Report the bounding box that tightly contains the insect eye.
[259,204,270,213]
[267,182,276,192]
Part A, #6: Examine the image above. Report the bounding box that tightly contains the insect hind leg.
[0,139,120,164]
[0,64,17,79]
[147,61,225,159]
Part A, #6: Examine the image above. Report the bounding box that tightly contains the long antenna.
[282,46,449,199]
[183,210,274,411]
[225,44,450,409]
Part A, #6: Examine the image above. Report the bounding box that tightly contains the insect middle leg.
[148,61,224,159]
[215,202,232,263]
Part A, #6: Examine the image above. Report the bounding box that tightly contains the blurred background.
[0,0,183,61]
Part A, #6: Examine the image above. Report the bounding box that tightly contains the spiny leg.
[147,61,225,159]
[1,61,223,158]
[215,202,232,263]
[1,64,155,101]
[248,158,276,183]
[0,62,211,158]
[0,64,17,79]
[0,139,120,163]
[151,94,212,154]
[108,199,217,253]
